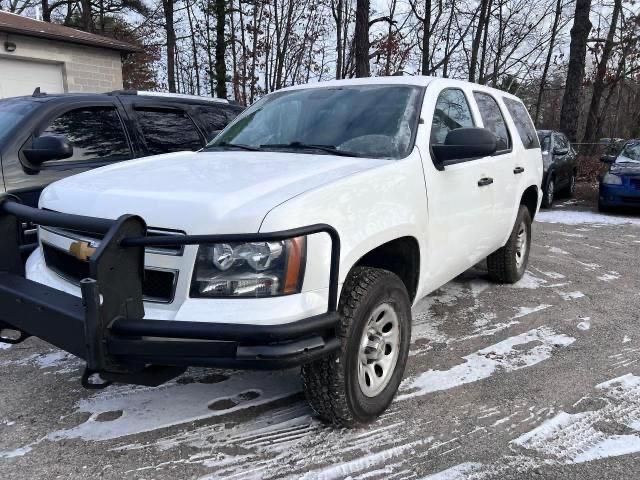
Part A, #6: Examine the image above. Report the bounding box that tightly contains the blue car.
[599,140,640,211]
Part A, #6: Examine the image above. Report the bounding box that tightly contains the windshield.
[538,133,551,152]
[616,142,640,164]
[208,85,423,159]
[0,99,38,145]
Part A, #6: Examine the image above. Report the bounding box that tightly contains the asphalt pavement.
[1,198,640,479]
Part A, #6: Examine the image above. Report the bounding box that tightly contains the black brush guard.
[0,195,341,388]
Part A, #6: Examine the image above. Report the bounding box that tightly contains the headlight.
[190,237,306,297]
[602,173,623,185]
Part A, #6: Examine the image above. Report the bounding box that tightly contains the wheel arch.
[350,236,421,302]
[520,184,539,220]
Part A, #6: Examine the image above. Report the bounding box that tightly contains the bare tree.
[559,0,592,141]
[354,0,369,77]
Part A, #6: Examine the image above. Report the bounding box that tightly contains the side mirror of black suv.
[23,135,73,166]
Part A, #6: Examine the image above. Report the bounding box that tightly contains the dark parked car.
[537,130,578,208]
[599,140,640,211]
[0,90,242,212]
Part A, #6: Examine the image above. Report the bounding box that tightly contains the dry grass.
[576,154,607,183]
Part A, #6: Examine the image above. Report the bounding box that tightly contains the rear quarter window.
[503,98,540,150]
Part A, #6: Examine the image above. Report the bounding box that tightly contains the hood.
[39,151,386,233]
[610,161,640,176]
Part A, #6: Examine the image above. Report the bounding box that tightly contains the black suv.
[0,90,243,215]
[537,130,578,208]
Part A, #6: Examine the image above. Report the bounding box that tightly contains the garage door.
[0,57,64,99]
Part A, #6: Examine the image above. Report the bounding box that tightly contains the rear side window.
[430,89,475,145]
[135,109,203,155]
[503,98,540,149]
[473,92,510,151]
[40,107,131,163]
[554,133,568,151]
[193,105,240,141]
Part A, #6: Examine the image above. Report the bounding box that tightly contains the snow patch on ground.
[547,245,571,255]
[512,304,552,319]
[512,272,547,289]
[536,210,640,226]
[577,317,591,331]
[399,327,575,399]
[557,291,586,301]
[597,272,620,282]
[420,462,484,479]
[623,336,632,343]
[512,373,640,464]
[47,369,301,441]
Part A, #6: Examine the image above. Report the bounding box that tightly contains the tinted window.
[135,109,203,155]
[0,99,38,144]
[430,89,475,145]
[194,105,240,140]
[40,107,131,163]
[503,98,539,149]
[473,92,510,151]
[538,133,551,152]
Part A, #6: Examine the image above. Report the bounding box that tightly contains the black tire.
[598,200,611,213]
[541,174,555,208]
[487,205,532,283]
[301,267,411,427]
[566,171,577,197]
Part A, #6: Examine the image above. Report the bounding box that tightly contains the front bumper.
[599,183,640,208]
[0,196,341,386]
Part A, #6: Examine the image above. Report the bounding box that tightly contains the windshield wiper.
[206,141,262,152]
[260,141,361,157]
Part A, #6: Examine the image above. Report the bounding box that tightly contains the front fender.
[258,153,429,295]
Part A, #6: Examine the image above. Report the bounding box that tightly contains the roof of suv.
[1,90,240,107]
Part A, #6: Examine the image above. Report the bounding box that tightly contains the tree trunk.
[355,0,370,77]
[534,0,562,125]
[559,0,592,142]
[469,0,490,82]
[581,0,622,146]
[215,0,227,98]
[186,0,201,96]
[80,0,93,32]
[333,0,344,79]
[421,0,432,75]
[163,0,177,92]
[41,0,51,22]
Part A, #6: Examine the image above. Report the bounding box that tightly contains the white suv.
[0,76,542,426]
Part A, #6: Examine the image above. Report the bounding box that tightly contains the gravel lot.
[1,197,640,479]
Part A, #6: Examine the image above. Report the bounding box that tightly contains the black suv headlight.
[190,237,306,297]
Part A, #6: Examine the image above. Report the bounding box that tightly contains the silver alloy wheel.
[515,220,528,269]
[547,179,554,205]
[358,303,401,398]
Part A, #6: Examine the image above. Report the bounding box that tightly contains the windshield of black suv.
[206,85,423,159]
[0,99,38,145]
[616,142,640,164]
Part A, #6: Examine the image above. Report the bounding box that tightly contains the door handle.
[477,177,494,187]
[513,166,525,174]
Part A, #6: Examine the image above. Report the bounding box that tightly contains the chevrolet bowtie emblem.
[69,241,96,261]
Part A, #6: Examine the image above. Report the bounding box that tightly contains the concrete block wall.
[0,32,123,93]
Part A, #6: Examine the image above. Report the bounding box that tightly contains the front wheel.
[487,205,532,283]
[301,267,411,427]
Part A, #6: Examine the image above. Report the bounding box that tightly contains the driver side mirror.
[432,127,497,168]
[23,135,73,166]
[553,147,569,156]
[600,155,616,164]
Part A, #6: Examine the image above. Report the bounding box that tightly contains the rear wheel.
[541,175,555,208]
[301,267,411,427]
[567,172,577,197]
[487,205,532,283]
